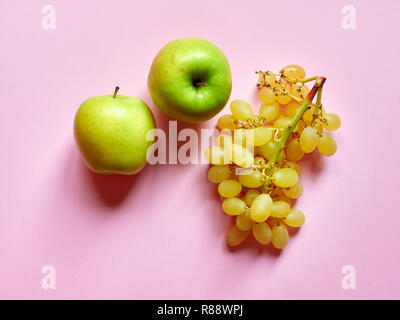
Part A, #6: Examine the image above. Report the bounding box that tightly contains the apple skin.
[148,38,232,123]
[74,94,156,175]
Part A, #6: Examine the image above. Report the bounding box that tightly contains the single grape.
[207,165,231,183]
[232,144,254,167]
[273,117,292,129]
[230,99,254,121]
[286,161,301,176]
[276,81,292,104]
[222,198,247,216]
[245,189,260,206]
[283,181,303,199]
[252,222,272,245]
[253,127,273,146]
[285,102,301,118]
[258,72,277,87]
[218,180,242,198]
[236,211,253,231]
[250,193,273,223]
[286,139,304,161]
[226,225,250,246]
[299,126,319,153]
[271,224,289,249]
[276,92,291,105]
[259,103,280,122]
[259,140,284,161]
[265,72,277,86]
[259,87,276,104]
[272,168,298,188]
[317,133,337,156]
[290,82,307,100]
[284,209,305,228]
[217,114,238,130]
[238,169,263,188]
[324,113,341,131]
[282,64,306,79]
[271,200,291,218]
[205,146,230,165]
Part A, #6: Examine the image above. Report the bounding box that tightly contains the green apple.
[148,38,232,123]
[74,88,156,175]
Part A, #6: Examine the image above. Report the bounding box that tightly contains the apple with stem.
[74,87,156,175]
[148,38,232,123]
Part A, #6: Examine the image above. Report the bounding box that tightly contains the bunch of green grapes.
[205,64,340,249]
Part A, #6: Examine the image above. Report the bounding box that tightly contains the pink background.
[1,0,399,299]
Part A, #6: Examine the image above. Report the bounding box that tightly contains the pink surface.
[1,0,399,299]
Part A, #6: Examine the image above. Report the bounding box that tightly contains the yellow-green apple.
[148,38,232,122]
[74,88,156,175]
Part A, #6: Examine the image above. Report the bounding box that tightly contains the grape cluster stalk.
[205,64,341,249]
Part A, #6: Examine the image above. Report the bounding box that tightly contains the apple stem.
[113,86,120,98]
[194,81,207,88]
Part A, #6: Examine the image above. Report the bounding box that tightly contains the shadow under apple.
[79,160,143,207]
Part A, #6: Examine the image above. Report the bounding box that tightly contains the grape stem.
[311,85,323,125]
[246,119,255,128]
[276,88,302,103]
[278,72,319,84]
[262,77,326,191]
[256,70,317,84]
